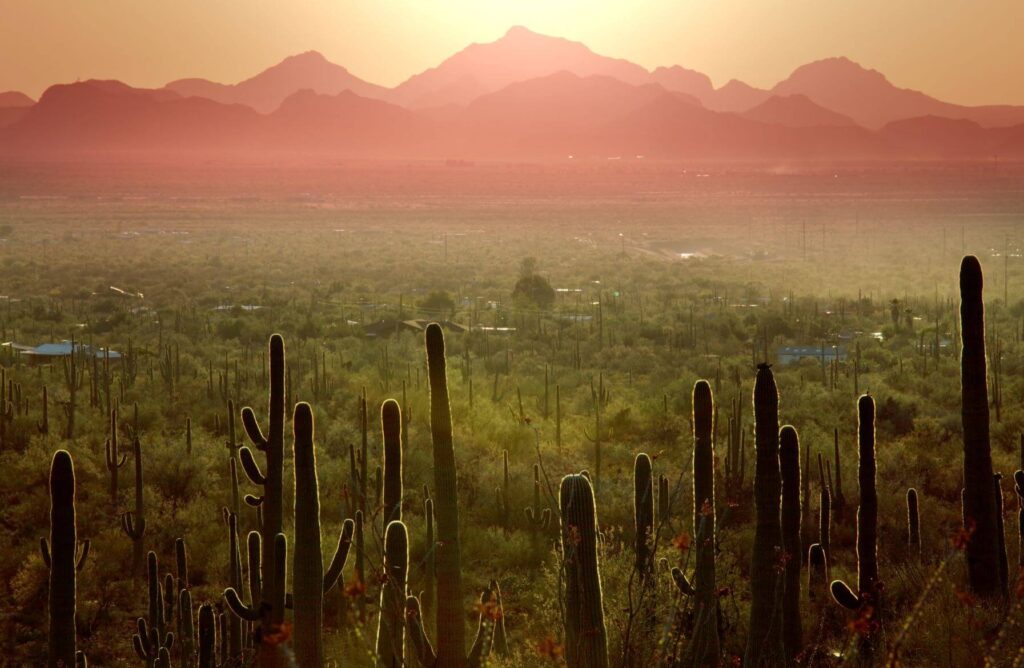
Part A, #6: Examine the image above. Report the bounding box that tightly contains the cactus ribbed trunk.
[376,520,409,667]
[381,399,403,528]
[47,451,78,668]
[856,395,879,604]
[293,402,324,667]
[425,324,467,667]
[690,380,720,666]
[779,425,803,666]
[745,364,784,667]
[906,488,921,557]
[959,256,1002,597]
[560,473,609,668]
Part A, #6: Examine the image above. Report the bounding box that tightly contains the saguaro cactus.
[807,543,828,602]
[831,395,880,660]
[381,398,403,528]
[959,256,1002,597]
[994,474,1009,595]
[780,425,803,666]
[376,520,409,667]
[41,450,88,668]
[105,407,127,505]
[634,453,654,580]
[745,363,785,667]
[1014,470,1024,567]
[688,379,720,665]
[134,551,174,666]
[120,437,146,577]
[420,323,467,666]
[906,488,921,557]
[559,473,609,668]
[289,403,355,666]
[236,333,286,659]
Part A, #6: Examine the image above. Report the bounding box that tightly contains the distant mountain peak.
[0,91,35,108]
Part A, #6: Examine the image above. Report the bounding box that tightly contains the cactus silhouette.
[807,543,828,602]
[133,551,174,666]
[41,450,88,668]
[120,436,146,577]
[959,256,1003,597]
[780,425,803,666]
[994,474,1009,595]
[906,488,921,557]
[634,452,654,580]
[376,520,409,666]
[1015,470,1024,567]
[381,398,404,528]
[830,395,880,662]
[234,334,286,663]
[291,402,356,666]
[745,363,784,667]
[560,473,609,668]
[687,379,720,666]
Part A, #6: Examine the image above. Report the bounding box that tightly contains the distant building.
[362,319,469,338]
[4,340,122,365]
[777,345,847,366]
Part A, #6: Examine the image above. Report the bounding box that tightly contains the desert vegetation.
[1,162,1023,666]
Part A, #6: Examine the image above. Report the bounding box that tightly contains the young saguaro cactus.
[689,379,720,665]
[779,425,803,666]
[831,395,880,659]
[376,520,409,667]
[559,473,609,668]
[525,463,551,535]
[105,407,127,505]
[807,543,828,602]
[133,551,174,666]
[235,333,286,659]
[381,398,404,528]
[959,256,1003,598]
[289,402,356,667]
[120,436,146,577]
[1014,470,1024,567]
[41,450,89,668]
[418,323,467,666]
[906,488,921,557]
[634,453,654,580]
[745,363,785,667]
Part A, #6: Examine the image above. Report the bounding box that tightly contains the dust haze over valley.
[2,15,1024,668]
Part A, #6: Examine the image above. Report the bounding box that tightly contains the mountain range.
[3,26,1024,161]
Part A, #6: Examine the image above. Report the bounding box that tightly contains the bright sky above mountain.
[2,0,1021,105]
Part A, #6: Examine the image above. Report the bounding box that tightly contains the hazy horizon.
[2,1,1024,105]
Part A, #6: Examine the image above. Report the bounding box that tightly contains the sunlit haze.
[2,0,1023,104]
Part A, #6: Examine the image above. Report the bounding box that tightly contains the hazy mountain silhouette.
[6,27,1024,161]
[0,91,34,108]
[702,80,772,112]
[773,57,1024,129]
[742,94,856,128]
[0,91,34,128]
[165,51,388,113]
[3,80,260,152]
[269,89,432,154]
[648,66,715,100]
[387,26,651,108]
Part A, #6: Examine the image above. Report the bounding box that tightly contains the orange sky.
[2,0,1022,105]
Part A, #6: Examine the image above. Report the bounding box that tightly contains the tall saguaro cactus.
[41,450,88,668]
[831,395,880,660]
[290,402,356,667]
[105,406,127,505]
[745,363,784,667]
[959,256,1003,597]
[121,436,146,577]
[906,488,921,557]
[376,520,409,667]
[381,399,404,528]
[689,379,720,665]
[560,473,609,668]
[236,333,286,659]
[421,323,466,666]
[779,425,803,666]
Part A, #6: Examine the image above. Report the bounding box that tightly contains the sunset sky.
[2,0,1022,105]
